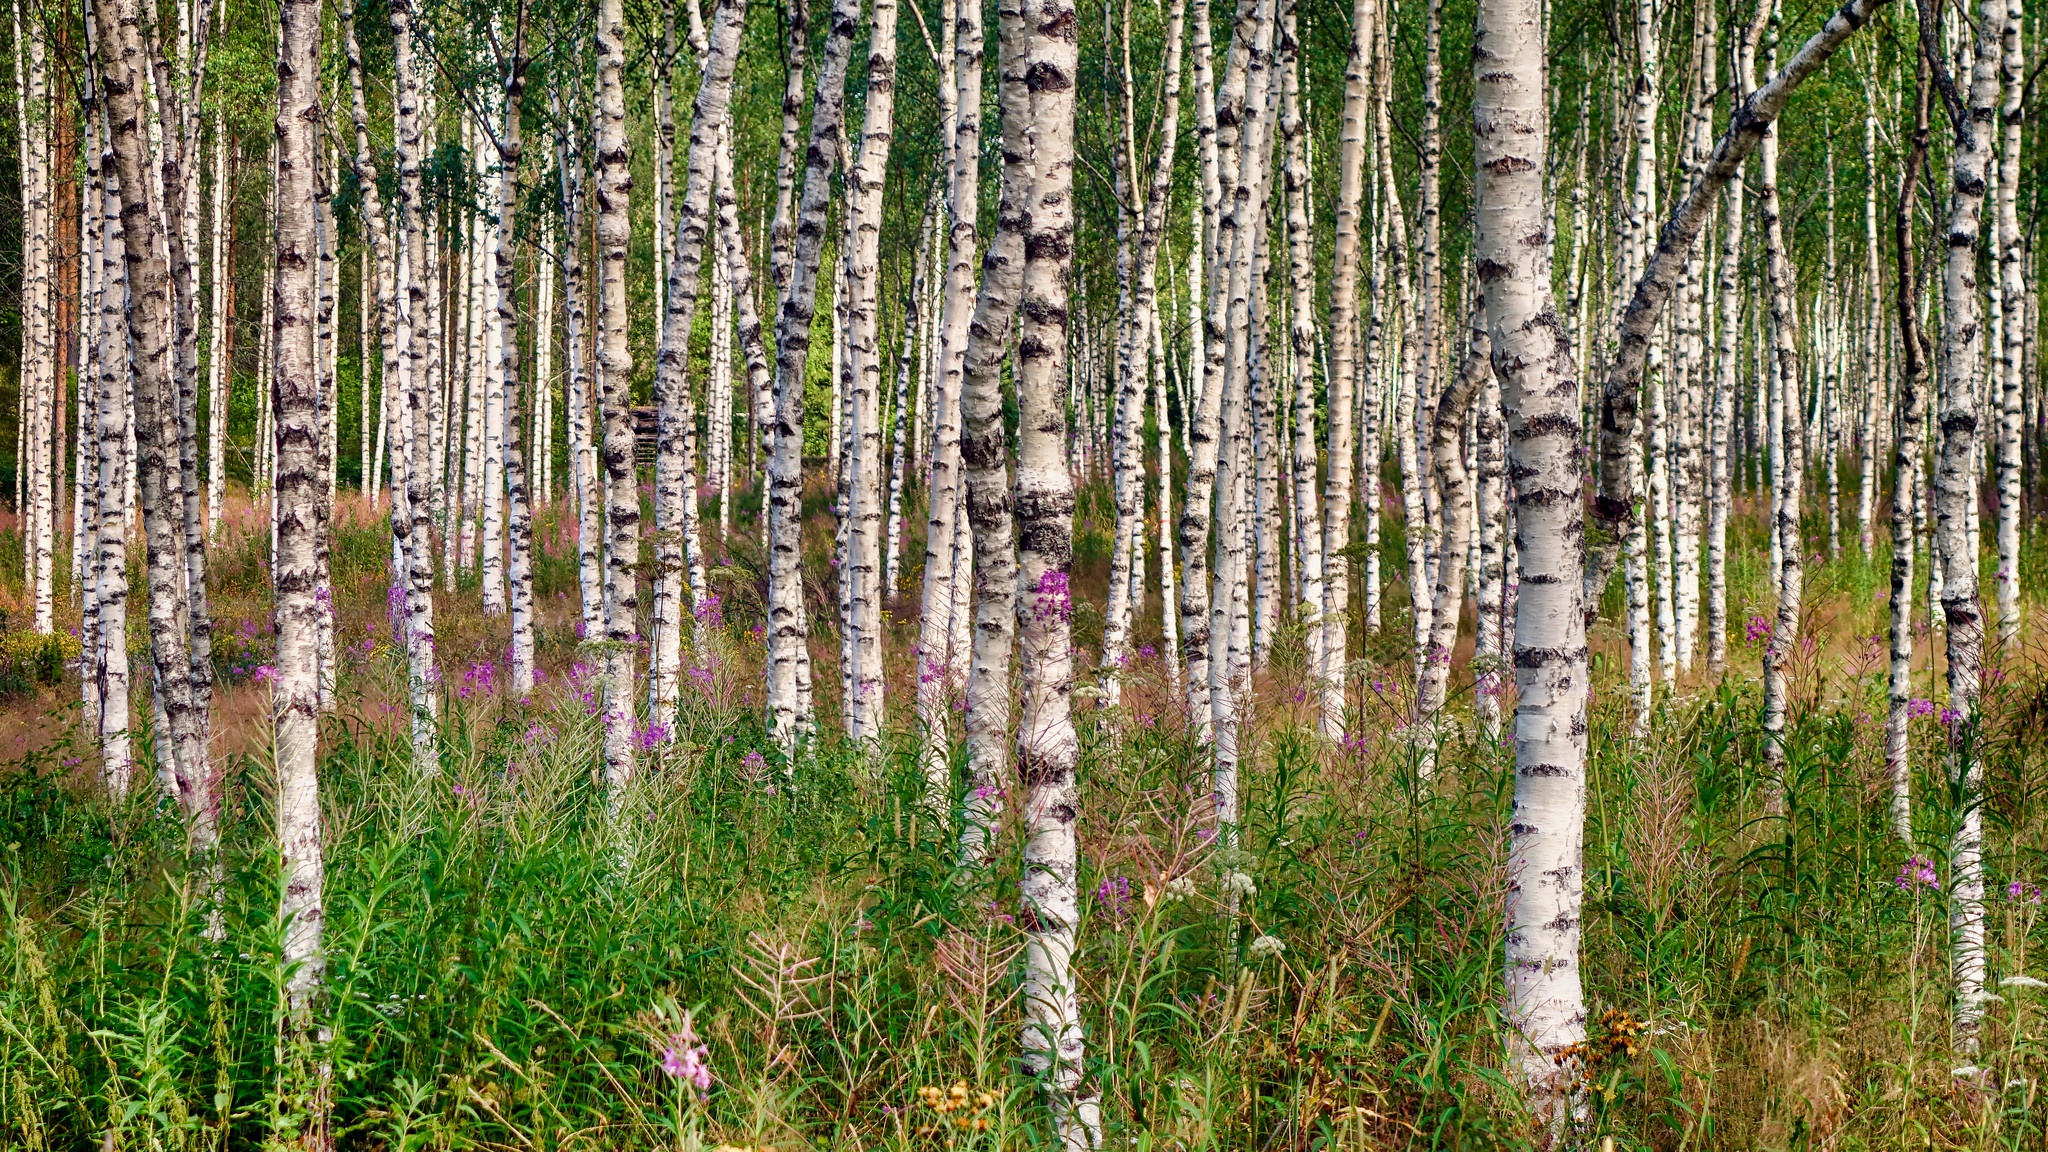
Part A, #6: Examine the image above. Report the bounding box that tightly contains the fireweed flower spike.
[1896,856,1941,893]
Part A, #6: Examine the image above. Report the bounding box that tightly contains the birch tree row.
[7,0,2046,1133]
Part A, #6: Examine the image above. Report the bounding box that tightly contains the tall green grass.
[4,511,2048,1150]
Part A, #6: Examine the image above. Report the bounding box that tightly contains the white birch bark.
[1927,0,2002,1058]
[494,12,536,699]
[206,116,226,530]
[390,0,439,775]
[479,99,507,615]
[555,100,603,640]
[1758,110,1804,767]
[1279,8,1320,700]
[1414,304,1487,777]
[1320,0,1374,736]
[1993,0,2023,645]
[1208,0,1276,834]
[956,0,1034,866]
[21,3,51,636]
[595,0,641,789]
[650,0,749,733]
[843,0,900,744]
[94,111,133,800]
[1886,62,1932,846]
[1473,0,1588,1122]
[1007,0,1094,1134]
[1099,0,1186,705]
[271,0,327,1030]
[93,0,218,849]
[1706,27,1751,673]
[766,0,861,749]
[1474,350,1506,740]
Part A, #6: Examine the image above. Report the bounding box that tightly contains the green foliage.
[0,623,75,697]
[6,513,2048,1149]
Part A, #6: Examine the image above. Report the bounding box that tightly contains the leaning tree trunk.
[1472,0,1589,1127]
[1929,0,2003,1062]
[92,0,217,851]
[765,0,861,751]
[1584,0,1897,608]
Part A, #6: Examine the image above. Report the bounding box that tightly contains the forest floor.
[4,482,2048,1151]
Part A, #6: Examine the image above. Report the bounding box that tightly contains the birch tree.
[595,0,641,789]
[766,0,861,750]
[1923,0,2003,1061]
[271,0,328,1038]
[1472,0,1587,1121]
[842,0,900,744]
[93,0,219,851]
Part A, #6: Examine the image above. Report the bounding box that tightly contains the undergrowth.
[2,498,2047,1151]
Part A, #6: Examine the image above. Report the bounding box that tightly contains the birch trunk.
[94,116,133,799]
[1007,0,1095,1136]
[1706,32,1750,672]
[1928,0,2002,1058]
[765,0,861,749]
[595,0,641,789]
[651,0,749,732]
[1320,0,1374,736]
[956,0,1034,867]
[1177,0,1256,739]
[843,0,900,744]
[391,0,439,775]
[1993,0,2023,646]
[556,103,603,640]
[1474,350,1506,739]
[1473,0,1588,1122]
[1414,304,1489,776]
[1099,0,1186,704]
[1208,0,1276,834]
[1279,8,1321,703]
[93,0,218,849]
[1886,52,1932,846]
[1758,111,1805,767]
[495,10,536,699]
[206,118,226,530]
[271,0,327,1034]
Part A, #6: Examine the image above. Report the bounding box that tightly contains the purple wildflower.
[1896,855,1941,893]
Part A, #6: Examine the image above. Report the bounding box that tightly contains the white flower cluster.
[1247,934,1285,960]
[1224,871,1256,899]
[1161,874,1198,903]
